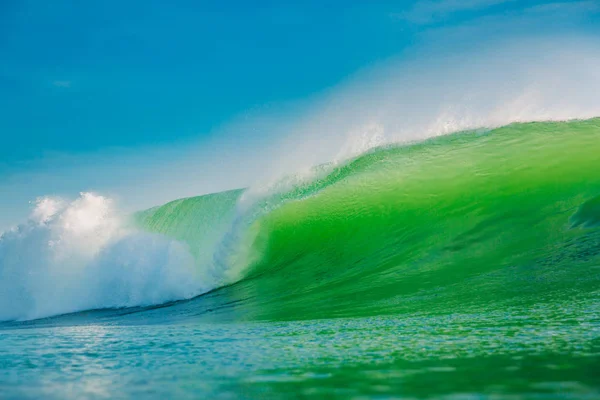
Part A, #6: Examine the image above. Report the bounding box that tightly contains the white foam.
[0,193,208,321]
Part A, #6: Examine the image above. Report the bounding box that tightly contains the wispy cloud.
[52,80,72,88]
[393,0,516,25]
[524,0,600,14]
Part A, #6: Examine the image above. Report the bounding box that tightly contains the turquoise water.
[2,307,599,399]
[1,119,600,398]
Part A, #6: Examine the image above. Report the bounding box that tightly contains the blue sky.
[3,0,589,163]
[2,1,413,164]
[1,0,600,229]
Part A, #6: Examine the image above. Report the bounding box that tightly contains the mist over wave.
[0,193,207,321]
[262,37,600,179]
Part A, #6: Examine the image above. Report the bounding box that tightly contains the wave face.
[2,119,599,323]
[130,118,600,322]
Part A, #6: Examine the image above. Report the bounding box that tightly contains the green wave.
[135,118,600,321]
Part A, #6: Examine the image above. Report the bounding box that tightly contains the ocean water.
[1,119,600,398]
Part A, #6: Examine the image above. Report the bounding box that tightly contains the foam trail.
[0,193,208,321]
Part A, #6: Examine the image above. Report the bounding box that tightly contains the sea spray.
[0,193,205,321]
